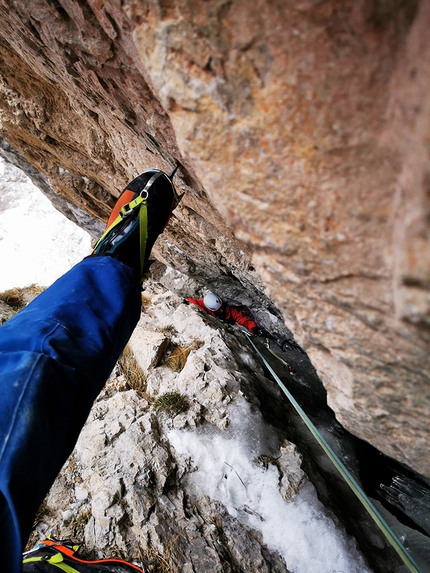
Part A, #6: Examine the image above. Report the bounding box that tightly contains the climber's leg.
[0,167,180,572]
[0,256,141,573]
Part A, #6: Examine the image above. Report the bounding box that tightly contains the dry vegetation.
[140,547,172,573]
[0,284,45,310]
[139,530,185,572]
[167,340,203,372]
[117,344,147,395]
[69,509,91,535]
[141,293,152,309]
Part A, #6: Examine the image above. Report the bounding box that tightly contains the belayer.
[187,292,263,335]
[0,168,183,572]
[187,294,299,375]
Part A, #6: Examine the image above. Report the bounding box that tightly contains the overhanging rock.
[0,0,428,476]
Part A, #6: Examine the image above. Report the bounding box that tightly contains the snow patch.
[264,309,280,323]
[169,397,371,573]
[0,158,91,291]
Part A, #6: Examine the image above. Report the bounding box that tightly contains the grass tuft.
[141,294,152,309]
[32,499,51,529]
[256,454,279,470]
[0,284,46,310]
[159,324,177,335]
[26,283,46,297]
[139,546,171,573]
[69,509,91,533]
[167,341,203,372]
[153,392,189,416]
[0,288,25,310]
[117,345,146,394]
[138,530,184,572]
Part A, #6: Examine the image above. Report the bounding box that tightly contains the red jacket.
[187,298,258,334]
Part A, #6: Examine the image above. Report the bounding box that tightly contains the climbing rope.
[246,334,422,573]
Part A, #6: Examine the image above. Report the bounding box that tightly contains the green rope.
[139,198,148,278]
[246,335,422,573]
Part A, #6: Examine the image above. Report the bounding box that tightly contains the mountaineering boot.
[92,168,182,283]
[22,538,148,572]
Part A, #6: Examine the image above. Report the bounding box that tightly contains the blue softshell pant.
[0,256,141,572]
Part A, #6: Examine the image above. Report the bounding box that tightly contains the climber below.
[187,292,263,336]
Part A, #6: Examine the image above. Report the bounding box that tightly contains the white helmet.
[204,292,222,312]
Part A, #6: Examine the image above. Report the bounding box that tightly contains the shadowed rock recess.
[0,0,429,569]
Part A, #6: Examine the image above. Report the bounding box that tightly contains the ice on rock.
[169,398,371,573]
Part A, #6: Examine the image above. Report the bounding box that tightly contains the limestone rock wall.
[0,0,428,476]
[25,280,371,573]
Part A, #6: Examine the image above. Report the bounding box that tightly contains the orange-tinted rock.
[0,0,428,475]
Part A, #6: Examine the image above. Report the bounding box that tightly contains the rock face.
[0,0,428,477]
[26,281,371,573]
